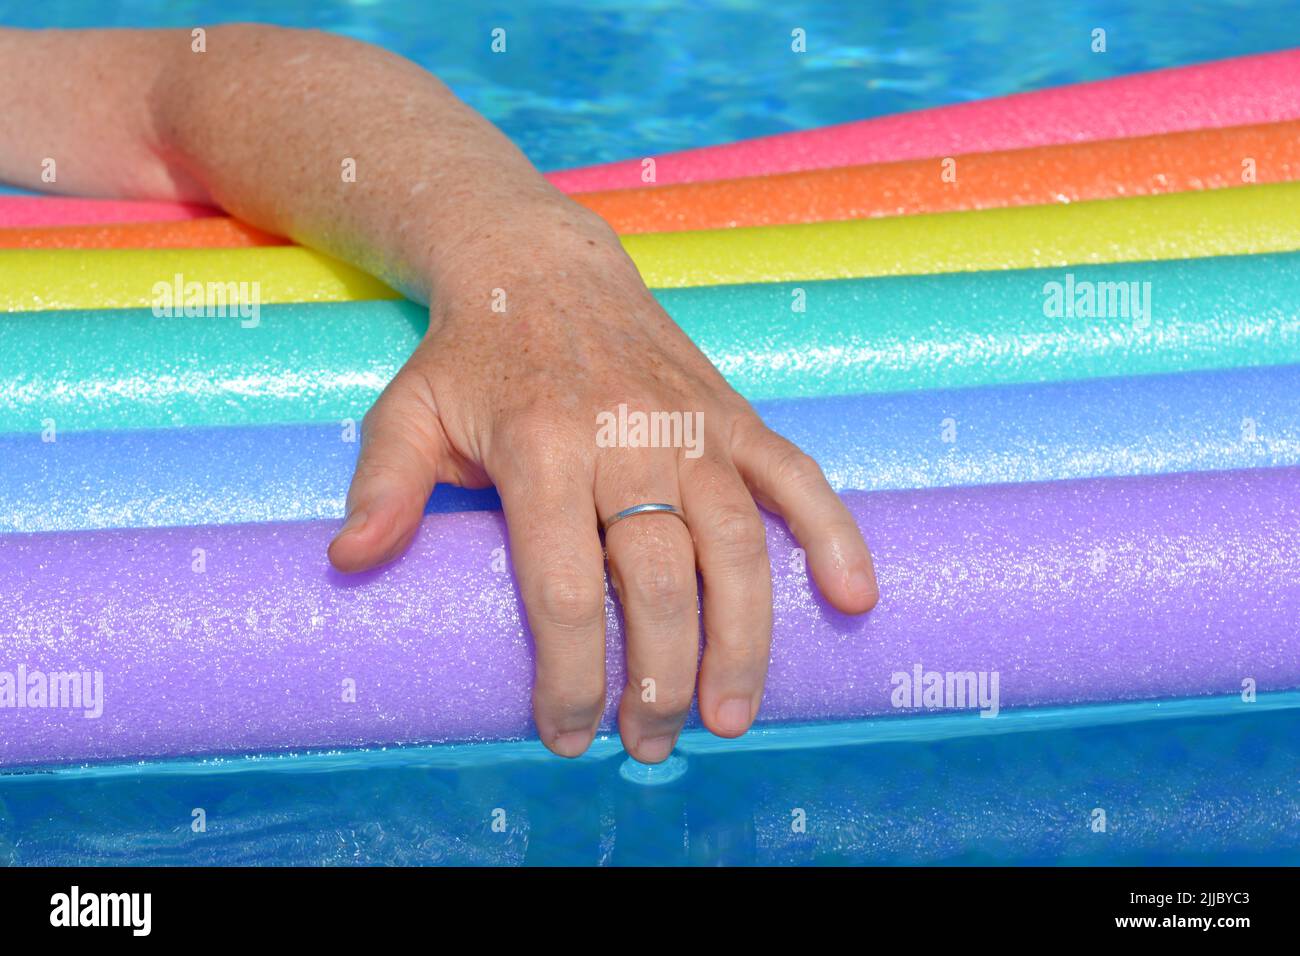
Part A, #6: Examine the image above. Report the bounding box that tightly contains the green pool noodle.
[1,253,1297,433]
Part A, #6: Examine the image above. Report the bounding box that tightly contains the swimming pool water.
[2,0,1300,170]
[2,1,1299,866]
[3,697,1297,865]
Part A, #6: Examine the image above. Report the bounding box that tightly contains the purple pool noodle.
[1,467,1297,767]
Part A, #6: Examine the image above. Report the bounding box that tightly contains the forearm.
[0,23,615,301]
[0,22,879,762]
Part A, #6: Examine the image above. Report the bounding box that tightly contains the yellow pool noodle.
[628,180,1300,288]
[2,182,1298,310]
[0,247,399,313]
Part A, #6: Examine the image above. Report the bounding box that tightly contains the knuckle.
[360,403,384,433]
[350,457,427,501]
[496,413,590,476]
[708,505,768,565]
[537,677,607,727]
[617,549,694,611]
[645,682,695,720]
[352,456,412,485]
[365,369,434,429]
[502,410,579,453]
[533,572,605,632]
[359,406,398,449]
[771,446,824,491]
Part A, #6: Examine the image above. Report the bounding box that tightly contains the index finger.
[490,443,609,758]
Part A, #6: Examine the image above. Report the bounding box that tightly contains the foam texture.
[4,253,1298,433]
[5,364,1298,534]
[0,247,398,312]
[0,217,285,249]
[549,49,1300,191]
[576,119,1300,232]
[13,121,1300,245]
[0,197,219,227]
[2,467,1296,767]
[4,704,1298,866]
[622,182,1300,287]
[4,183,1296,308]
[6,50,1299,233]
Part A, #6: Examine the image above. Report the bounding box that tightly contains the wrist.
[424,193,632,305]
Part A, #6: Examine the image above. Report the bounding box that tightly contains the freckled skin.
[0,22,879,761]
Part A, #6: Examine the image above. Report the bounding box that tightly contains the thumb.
[328,366,446,573]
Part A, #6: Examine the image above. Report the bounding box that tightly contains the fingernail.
[635,735,675,764]
[848,564,877,600]
[715,697,752,736]
[551,730,593,758]
[336,509,368,538]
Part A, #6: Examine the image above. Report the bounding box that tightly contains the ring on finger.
[602,502,689,534]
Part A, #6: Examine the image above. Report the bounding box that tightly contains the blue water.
[3,696,1298,865]
[3,0,1299,865]
[2,0,1300,171]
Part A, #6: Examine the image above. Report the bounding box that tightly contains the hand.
[328,202,878,762]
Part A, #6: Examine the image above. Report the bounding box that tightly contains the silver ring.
[602,502,688,533]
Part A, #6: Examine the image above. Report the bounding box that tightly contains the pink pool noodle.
[1,468,1295,767]
[550,49,1300,191]
[0,196,219,228]
[7,51,1300,227]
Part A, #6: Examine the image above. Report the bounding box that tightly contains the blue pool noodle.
[3,363,1298,532]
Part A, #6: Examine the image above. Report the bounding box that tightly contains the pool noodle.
[0,246,399,312]
[622,182,1300,288]
[4,364,1298,534]
[1,466,1295,767]
[3,182,1297,308]
[4,703,1298,866]
[549,48,1300,191]
[0,48,1294,775]
[0,196,219,228]
[9,120,1298,245]
[0,217,286,250]
[4,48,1298,230]
[576,119,1300,233]
[4,252,1299,433]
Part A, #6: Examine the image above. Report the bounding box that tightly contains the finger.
[734,427,879,614]
[328,364,446,574]
[596,456,700,765]
[492,431,607,758]
[680,458,772,738]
